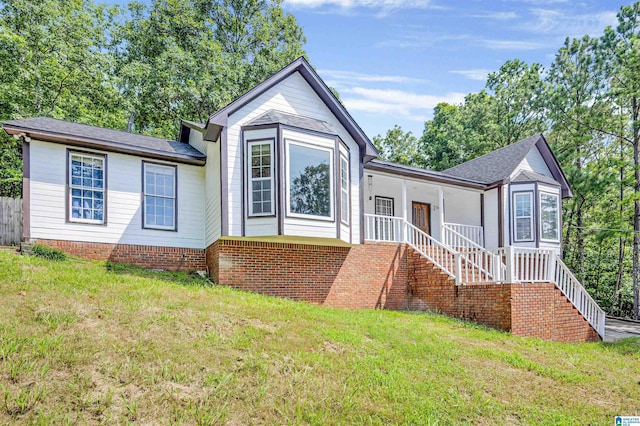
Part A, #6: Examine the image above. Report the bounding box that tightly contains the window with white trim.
[248,140,274,216]
[375,196,394,216]
[340,155,349,224]
[540,192,560,241]
[286,141,333,220]
[143,163,176,230]
[69,153,105,224]
[513,192,533,242]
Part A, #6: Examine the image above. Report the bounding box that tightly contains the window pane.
[289,144,331,217]
[541,193,559,240]
[69,154,104,223]
[516,218,532,240]
[249,142,273,216]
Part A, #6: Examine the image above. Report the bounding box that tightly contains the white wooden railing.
[555,257,606,337]
[443,222,484,248]
[364,215,604,338]
[364,214,497,285]
[498,246,605,338]
[364,214,405,243]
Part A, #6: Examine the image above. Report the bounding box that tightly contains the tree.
[485,59,547,148]
[373,125,421,166]
[112,0,306,138]
[600,3,640,319]
[0,0,122,197]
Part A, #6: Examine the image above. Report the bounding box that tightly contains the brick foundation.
[206,239,408,309]
[32,239,206,272]
[408,251,600,342]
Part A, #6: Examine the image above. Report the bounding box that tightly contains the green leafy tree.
[112,0,306,138]
[0,0,122,197]
[600,3,640,319]
[373,125,421,166]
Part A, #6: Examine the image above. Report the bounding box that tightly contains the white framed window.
[68,152,105,224]
[540,192,560,242]
[340,154,349,224]
[248,140,274,216]
[143,162,176,230]
[513,191,534,242]
[375,196,394,216]
[286,140,334,221]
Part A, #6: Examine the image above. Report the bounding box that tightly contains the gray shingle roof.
[246,110,335,134]
[511,170,560,186]
[2,117,206,164]
[442,134,542,184]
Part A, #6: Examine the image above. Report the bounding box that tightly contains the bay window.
[513,192,533,242]
[248,140,274,216]
[286,141,333,220]
[340,155,349,224]
[540,192,560,241]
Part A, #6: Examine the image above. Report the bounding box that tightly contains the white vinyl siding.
[248,140,274,216]
[510,146,553,179]
[143,163,176,230]
[29,140,205,248]
[513,192,534,242]
[225,72,361,243]
[68,152,105,224]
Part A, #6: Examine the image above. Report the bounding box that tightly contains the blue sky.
[280,0,629,138]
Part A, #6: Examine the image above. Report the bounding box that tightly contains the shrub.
[30,244,67,261]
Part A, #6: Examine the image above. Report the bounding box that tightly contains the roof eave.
[364,161,487,190]
[3,124,206,166]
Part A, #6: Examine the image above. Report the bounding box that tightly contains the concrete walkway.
[604,317,640,342]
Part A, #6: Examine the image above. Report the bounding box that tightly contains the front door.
[412,202,431,235]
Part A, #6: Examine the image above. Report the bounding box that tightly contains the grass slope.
[0,251,639,425]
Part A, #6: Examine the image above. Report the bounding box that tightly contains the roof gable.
[202,57,377,160]
[442,133,572,197]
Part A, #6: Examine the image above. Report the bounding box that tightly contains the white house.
[2,57,604,342]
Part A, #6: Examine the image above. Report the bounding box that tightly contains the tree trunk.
[633,97,640,320]
[614,238,625,316]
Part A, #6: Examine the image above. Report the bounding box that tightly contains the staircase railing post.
[454,252,462,285]
[547,253,557,283]
[505,246,515,283]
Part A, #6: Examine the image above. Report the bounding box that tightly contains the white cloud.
[526,8,617,37]
[341,87,465,121]
[480,39,547,50]
[283,0,436,10]
[466,11,518,20]
[376,33,469,49]
[319,69,428,85]
[450,69,492,81]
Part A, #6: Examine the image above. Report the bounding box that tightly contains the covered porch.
[363,167,485,247]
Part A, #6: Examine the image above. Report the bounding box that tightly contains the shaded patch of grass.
[0,250,638,424]
[29,244,66,261]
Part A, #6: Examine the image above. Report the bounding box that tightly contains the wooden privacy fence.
[0,197,22,245]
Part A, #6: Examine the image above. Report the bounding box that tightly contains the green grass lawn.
[0,250,639,425]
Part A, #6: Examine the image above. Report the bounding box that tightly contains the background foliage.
[3,0,640,318]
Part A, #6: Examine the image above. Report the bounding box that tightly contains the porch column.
[438,186,444,240]
[402,179,408,241]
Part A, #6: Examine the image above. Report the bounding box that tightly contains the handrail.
[443,222,484,247]
[442,223,484,250]
[555,256,606,338]
[404,221,457,280]
[364,214,405,243]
